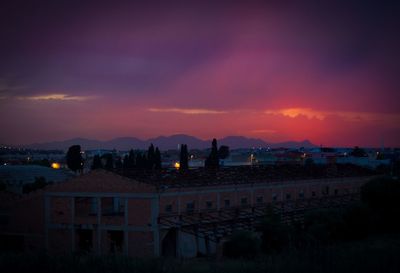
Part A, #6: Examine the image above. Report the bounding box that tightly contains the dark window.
[165,204,172,213]
[241,197,248,206]
[107,230,123,253]
[299,191,305,199]
[334,189,339,195]
[224,199,230,208]
[186,202,195,212]
[312,191,316,197]
[256,196,263,204]
[77,229,93,252]
[286,193,291,200]
[272,193,278,201]
[206,201,213,209]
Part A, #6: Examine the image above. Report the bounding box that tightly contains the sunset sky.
[0,1,399,147]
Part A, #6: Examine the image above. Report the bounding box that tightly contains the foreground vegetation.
[1,234,400,273]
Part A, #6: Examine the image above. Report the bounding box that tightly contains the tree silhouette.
[350,146,367,157]
[155,147,162,169]
[123,155,130,170]
[218,145,230,159]
[180,144,189,171]
[205,138,219,168]
[102,153,114,170]
[115,157,123,169]
[91,155,103,170]
[66,145,84,173]
[147,143,155,169]
[128,149,136,168]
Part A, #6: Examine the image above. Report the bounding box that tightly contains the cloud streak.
[16,93,96,101]
[264,108,400,124]
[148,107,227,115]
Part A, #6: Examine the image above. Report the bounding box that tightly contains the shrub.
[223,231,261,258]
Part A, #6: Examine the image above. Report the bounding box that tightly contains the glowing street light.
[51,162,61,169]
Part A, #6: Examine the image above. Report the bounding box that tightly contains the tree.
[218,145,230,159]
[350,146,367,157]
[205,138,219,168]
[223,231,261,258]
[123,155,130,170]
[66,145,84,173]
[91,155,103,170]
[155,147,162,170]
[147,143,155,169]
[102,153,114,170]
[128,149,135,169]
[115,157,123,169]
[22,176,50,194]
[179,144,189,171]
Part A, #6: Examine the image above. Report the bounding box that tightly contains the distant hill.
[25,135,317,151]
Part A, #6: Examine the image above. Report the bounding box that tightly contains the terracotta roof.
[46,169,156,193]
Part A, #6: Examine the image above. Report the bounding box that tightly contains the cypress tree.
[128,149,135,168]
[103,153,114,170]
[123,155,130,170]
[115,157,123,169]
[205,138,219,168]
[180,144,189,171]
[91,155,103,170]
[66,145,84,173]
[147,143,155,169]
[155,147,162,169]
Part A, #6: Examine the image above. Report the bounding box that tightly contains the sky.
[0,0,399,147]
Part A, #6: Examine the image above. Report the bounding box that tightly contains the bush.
[361,176,400,232]
[223,231,261,258]
[260,211,292,253]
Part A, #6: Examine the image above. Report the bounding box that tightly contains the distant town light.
[51,162,61,169]
[174,162,180,169]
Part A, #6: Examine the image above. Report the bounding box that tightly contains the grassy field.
[1,234,400,273]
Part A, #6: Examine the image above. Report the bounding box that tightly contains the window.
[256,196,263,204]
[224,199,230,208]
[206,201,213,209]
[90,198,98,215]
[241,197,248,206]
[286,193,291,200]
[186,202,195,212]
[113,197,124,214]
[312,191,316,197]
[334,189,339,195]
[299,191,305,199]
[165,204,172,213]
[272,193,278,202]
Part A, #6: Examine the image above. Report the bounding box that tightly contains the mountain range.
[25,135,316,151]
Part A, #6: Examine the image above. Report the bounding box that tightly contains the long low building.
[0,166,377,257]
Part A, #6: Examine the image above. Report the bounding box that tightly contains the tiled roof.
[46,169,156,193]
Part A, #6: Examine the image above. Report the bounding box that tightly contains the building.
[0,166,377,257]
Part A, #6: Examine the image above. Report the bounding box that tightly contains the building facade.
[1,169,374,257]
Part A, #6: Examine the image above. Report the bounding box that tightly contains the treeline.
[92,144,162,171]
[66,139,230,173]
[89,139,230,172]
